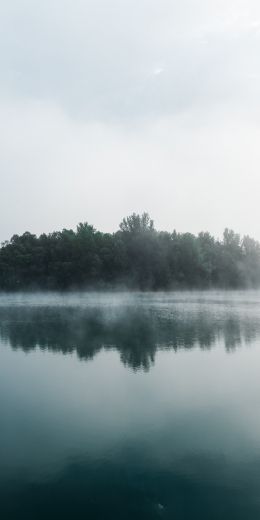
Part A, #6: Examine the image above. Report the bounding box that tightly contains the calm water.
[1,291,260,519]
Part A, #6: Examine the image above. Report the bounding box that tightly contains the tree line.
[1,305,258,371]
[0,212,260,290]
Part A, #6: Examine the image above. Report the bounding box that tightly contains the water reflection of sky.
[1,292,260,519]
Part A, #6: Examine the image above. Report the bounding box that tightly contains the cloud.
[0,0,260,121]
[1,96,260,242]
[0,1,260,241]
[152,68,164,76]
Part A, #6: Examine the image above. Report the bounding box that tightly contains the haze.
[1,0,260,242]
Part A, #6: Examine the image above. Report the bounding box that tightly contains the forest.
[0,212,260,290]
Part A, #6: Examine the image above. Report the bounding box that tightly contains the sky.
[1,0,260,242]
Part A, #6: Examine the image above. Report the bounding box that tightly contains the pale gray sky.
[1,0,260,242]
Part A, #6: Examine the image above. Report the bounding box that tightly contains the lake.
[1,291,260,519]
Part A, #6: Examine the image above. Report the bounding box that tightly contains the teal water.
[1,291,260,519]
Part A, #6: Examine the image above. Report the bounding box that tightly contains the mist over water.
[1,291,260,519]
[1,291,260,369]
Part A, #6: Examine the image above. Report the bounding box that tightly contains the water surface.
[1,291,260,519]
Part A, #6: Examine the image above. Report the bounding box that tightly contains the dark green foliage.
[0,213,260,290]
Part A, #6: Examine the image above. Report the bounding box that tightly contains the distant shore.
[0,213,259,291]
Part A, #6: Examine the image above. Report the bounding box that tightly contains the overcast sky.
[1,0,260,242]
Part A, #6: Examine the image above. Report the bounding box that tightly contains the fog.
[1,290,260,372]
[1,1,260,241]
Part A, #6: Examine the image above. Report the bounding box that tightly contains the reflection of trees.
[0,306,260,371]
